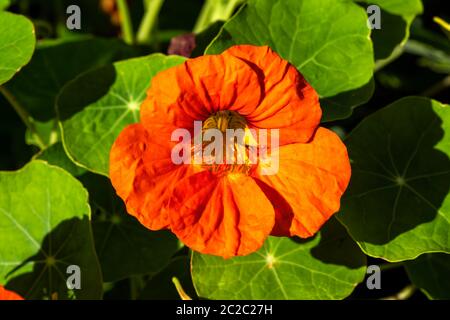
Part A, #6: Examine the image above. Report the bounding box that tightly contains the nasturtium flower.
[110,45,351,258]
[0,286,24,300]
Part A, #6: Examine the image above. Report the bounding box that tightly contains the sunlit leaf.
[0,11,35,85]
[191,219,366,299]
[58,54,186,176]
[0,161,102,299]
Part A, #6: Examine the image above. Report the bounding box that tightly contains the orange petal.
[169,172,275,258]
[0,286,23,300]
[224,45,322,145]
[109,123,195,230]
[140,52,263,135]
[253,127,351,237]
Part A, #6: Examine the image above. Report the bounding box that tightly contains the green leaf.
[338,97,450,262]
[191,219,366,299]
[35,142,86,177]
[320,78,374,122]
[362,0,423,18]
[5,37,138,121]
[357,0,423,68]
[139,255,196,300]
[405,253,450,299]
[0,0,10,10]
[58,54,186,176]
[206,0,374,114]
[79,173,180,282]
[0,161,102,299]
[0,11,36,86]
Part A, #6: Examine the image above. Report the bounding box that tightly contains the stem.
[381,285,417,300]
[129,275,145,300]
[193,0,244,33]
[0,86,46,149]
[172,277,192,300]
[433,16,450,32]
[136,0,166,45]
[421,75,450,97]
[117,0,134,44]
[193,0,215,34]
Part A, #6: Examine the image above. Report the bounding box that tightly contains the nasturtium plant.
[0,161,102,299]
[5,37,138,121]
[58,54,186,176]
[0,11,35,86]
[192,219,366,300]
[206,0,375,121]
[0,0,448,302]
[338,97,450,262]
[80,173,180,282]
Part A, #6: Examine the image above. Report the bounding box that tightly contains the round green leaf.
[405,253,450,300]
[80,173,180,282]
[0,11,35,85]
[338,97,450,262]
[5,37,137,121]
[58,54,186,176]
[206,0,374,118]
[0,161,102,299]
[191,219,366,300]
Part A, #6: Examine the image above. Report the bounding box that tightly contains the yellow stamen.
[195,110,256,175]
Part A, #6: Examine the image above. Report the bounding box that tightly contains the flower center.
[195,111,256,176]
[202,110,247,132]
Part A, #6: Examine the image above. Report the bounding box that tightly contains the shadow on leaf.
[5,217,102,300]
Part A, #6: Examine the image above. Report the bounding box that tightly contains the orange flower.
[0,286,24,300]
[110,45,351,258]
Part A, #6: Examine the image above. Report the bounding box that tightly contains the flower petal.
[253,127,351,237]
[224,45,322,145]
[110,123,195,230]
[0,286,23,300]
[169,172,275,258]
[140,52,263,135]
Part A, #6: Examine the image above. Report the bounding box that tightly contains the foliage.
[0,0,448,300]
